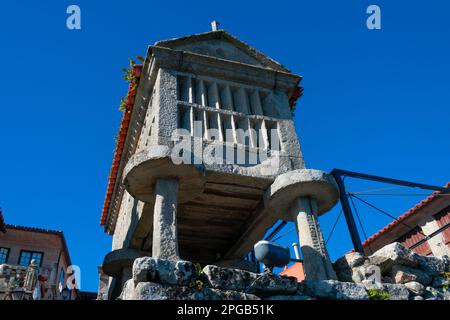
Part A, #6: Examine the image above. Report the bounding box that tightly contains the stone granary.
[100,29,340,299]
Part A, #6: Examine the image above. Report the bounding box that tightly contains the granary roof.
[154,30,291,73]
[100,31,303,232]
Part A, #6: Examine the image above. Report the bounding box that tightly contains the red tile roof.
[361,182,450,247]
[0,207,6,233]
[100,65,142,227]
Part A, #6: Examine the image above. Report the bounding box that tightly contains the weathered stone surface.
[266,295,312,300]
[404,281,425,295]
[423,286,445,300]
[215,259,259,273]
[132,282,259,300]
[361,279,383,291]
[415,255,447,276]
[120,279,136,300]
[381,284,410,300]
[442,255,450,272]
[333,252,366,271]
[368,243,418,273]
[335,263,380,284]
[413,295,424,300]
[335,269,353,282]
[351,264,382,284]
[133,257,197,286]
[202,265,298,296]
[382,276,393,284]
[390,265,433,285]
[266,169,339,216]
[301,280,369,300]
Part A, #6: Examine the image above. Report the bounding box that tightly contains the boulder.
[215,259,259,273]
[266,295,312,300]
[441,255,450,272]
[335,269,353,282]
[301,280,369,300]
[361,279,383,291]
[390,265,433,285]
[119,279,136,300]
[351,264,382,284]
[381,283,410,300]
[132,282,259,300]
[415,255,447,276]
[368,243,418,273]
[404,281,425,295]
[336,264,381,284]
[133,257,197,286]
[413,295,424,300]
[333,252,366,271]
[202,265,298,296]
[423,286,445,300]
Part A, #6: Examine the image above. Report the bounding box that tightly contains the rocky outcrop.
[368,242,419,273]
[300,280,369,300]
[332,242,450,300]
[118,243,450,300]
[132,257,197,286]
[390,265,433,285]
[202,265,298,296]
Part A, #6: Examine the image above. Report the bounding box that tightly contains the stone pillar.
[152,178,180,260]
[292,197,337,281]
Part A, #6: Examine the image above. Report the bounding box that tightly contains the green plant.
[367,288,390,300]
[189,263,204,291]
[442,272,450,292]
[118,57,143,112]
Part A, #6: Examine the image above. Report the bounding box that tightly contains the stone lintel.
[148,46,300,93]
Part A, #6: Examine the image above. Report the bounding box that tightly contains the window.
[18,250,44,267]
[0,247,10,264]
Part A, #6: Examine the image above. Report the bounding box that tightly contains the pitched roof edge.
[100,65,142,231]
[361,181,450,249]
[155,30,291,73]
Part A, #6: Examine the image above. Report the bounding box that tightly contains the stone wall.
[119,242,450,300]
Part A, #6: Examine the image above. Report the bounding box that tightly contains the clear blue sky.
[0,1,449,291]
